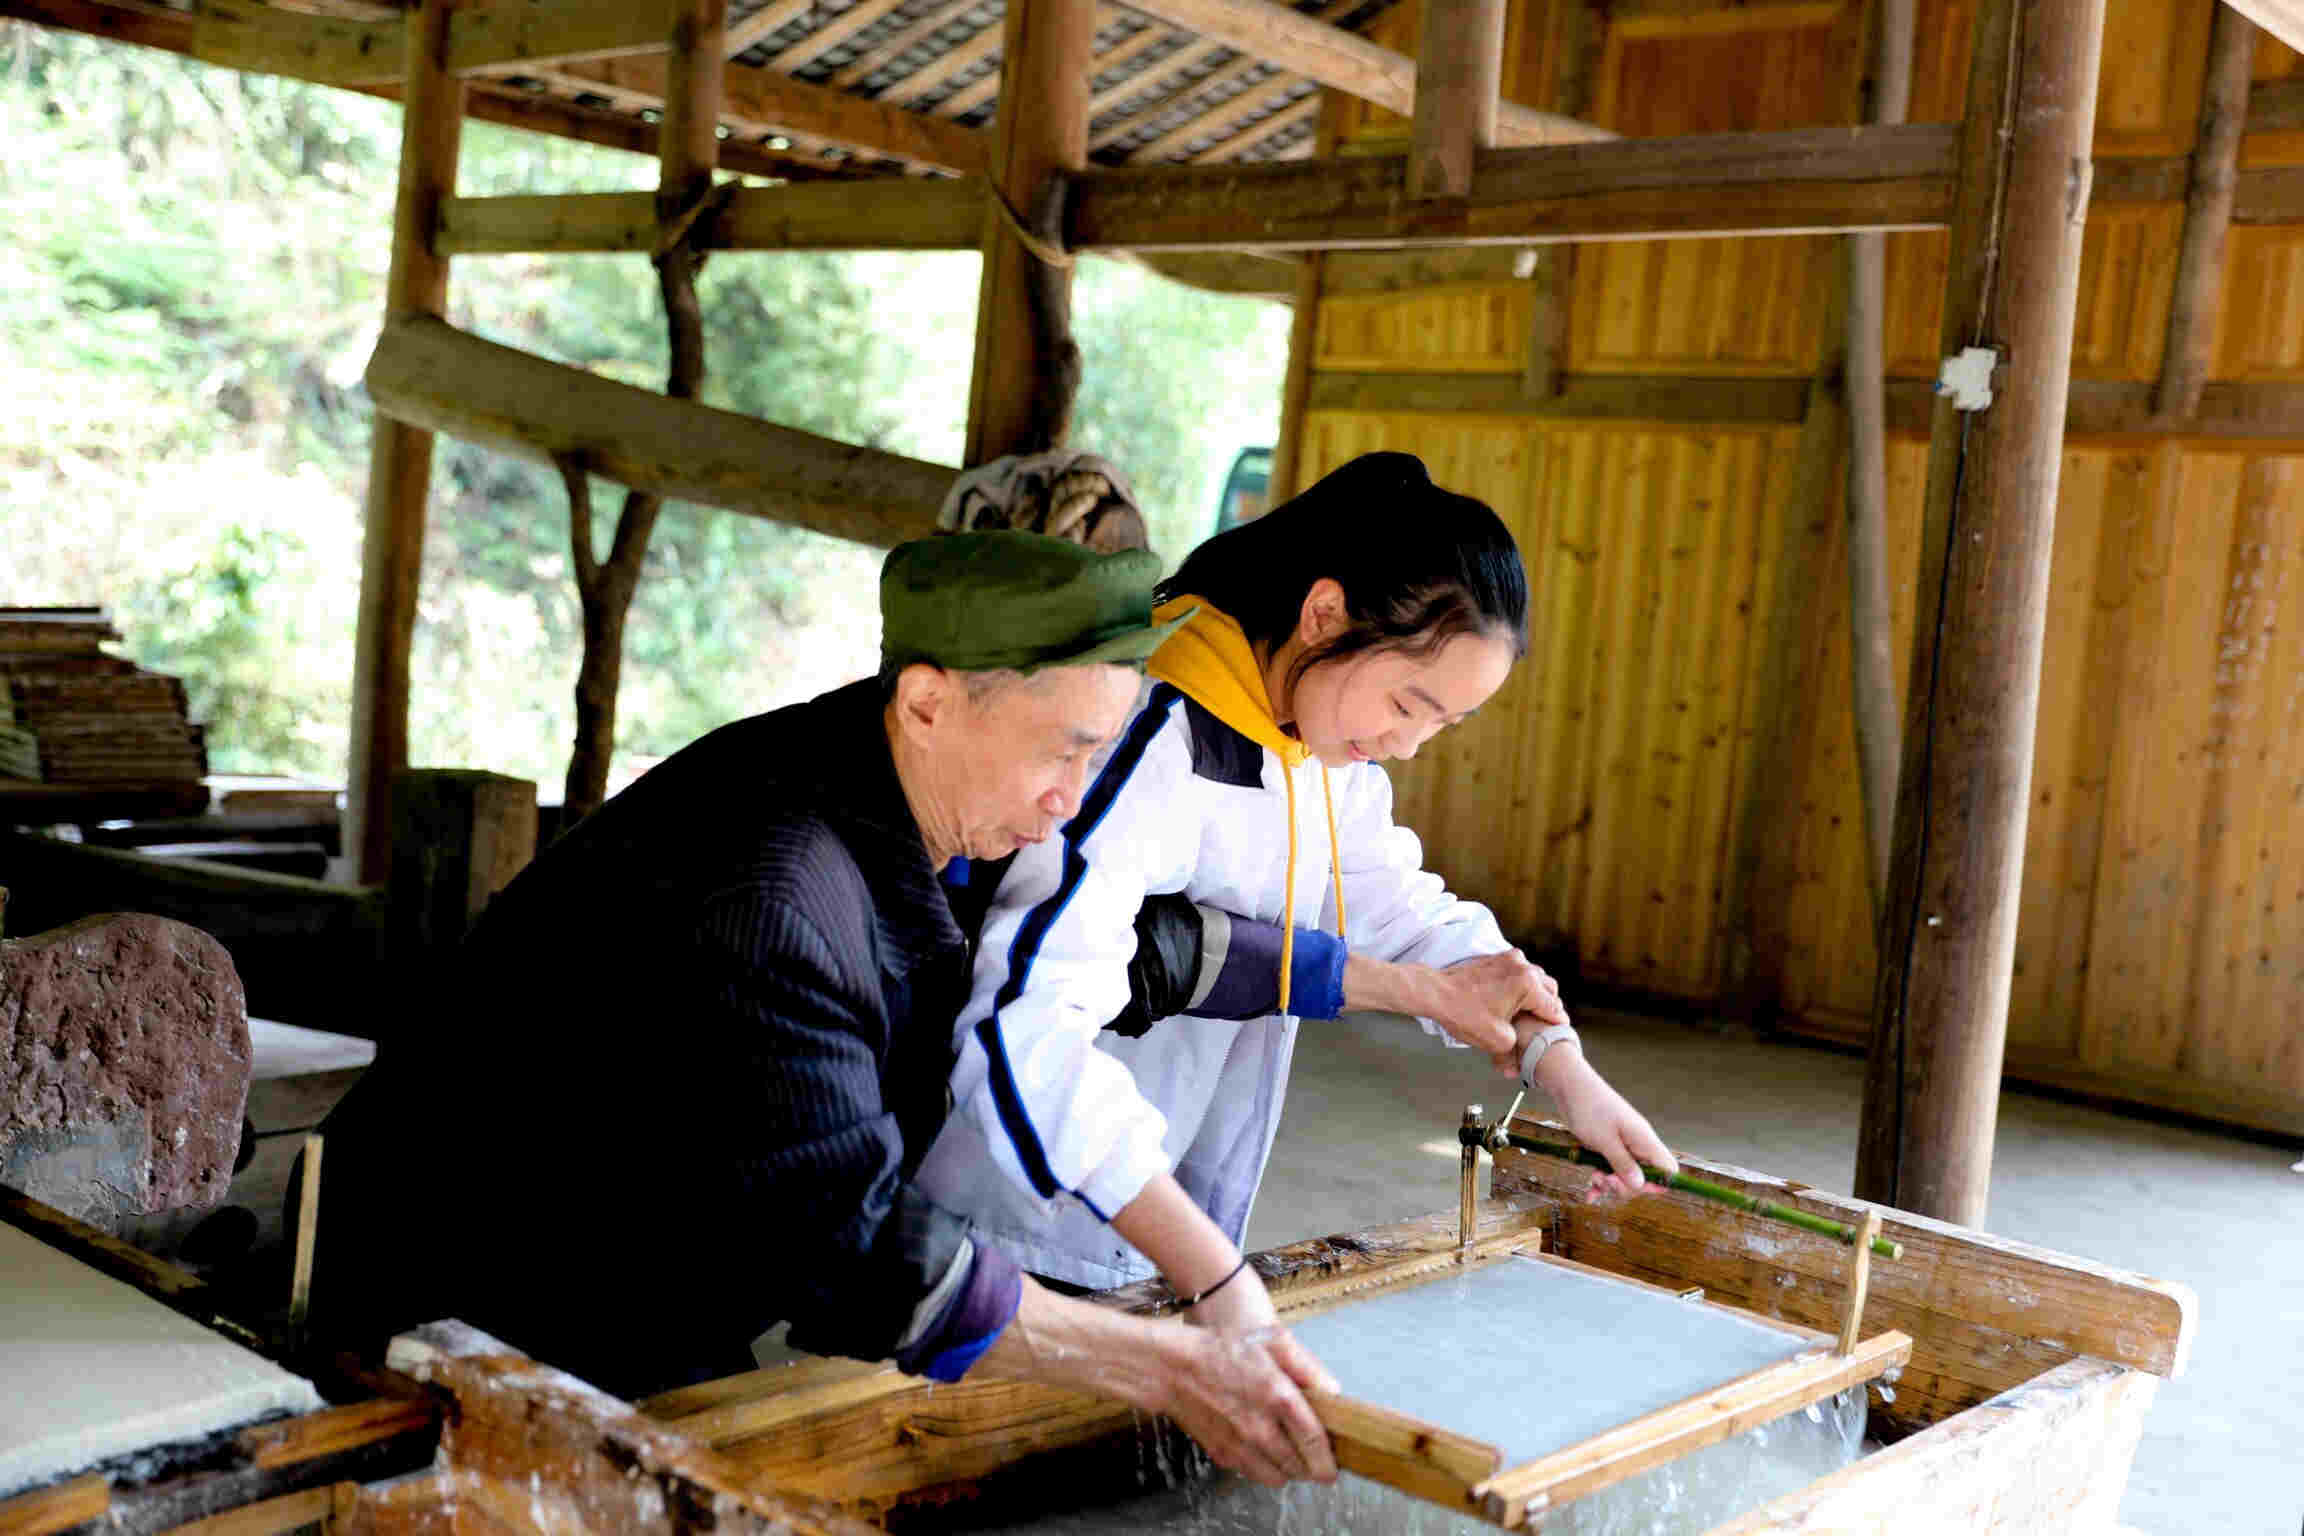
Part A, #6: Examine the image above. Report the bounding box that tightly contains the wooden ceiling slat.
[826,0,985,89]
[1188,86,1316,160]
[1094,0,1346,152]
[1083,16,1198,111]
[1113,0,1608,145]
[723,0,819,58]
[889,12,1006,109]
[769,0,911,74]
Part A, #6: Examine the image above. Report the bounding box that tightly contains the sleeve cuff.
[1289,929,1347,1020]
[1190,913,1348,1021]
[896,1243,1023,1383]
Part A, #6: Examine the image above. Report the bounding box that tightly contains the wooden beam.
[364,314,950,549]
[1844,0,1917,923]
[965,0,1095,462]
[1307,370,1815,422]
[547,56,991,175]
[1068,122,1957,251]
[193,0,684,87]
[440,0,682,77]
[1855,0,2105,1228]
[347,0,462,887]
[1112,0,1609,145]
[452,80,851,182]
[439,179,986,253]
[2155,2,2255,419]
[1409,0,1503,198]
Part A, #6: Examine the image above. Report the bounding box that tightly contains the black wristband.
[1179,1256,1251,1310]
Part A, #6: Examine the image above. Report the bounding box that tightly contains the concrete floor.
[1248,1008,2303,1536]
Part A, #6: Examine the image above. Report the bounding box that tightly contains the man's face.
[941,665,1141,860]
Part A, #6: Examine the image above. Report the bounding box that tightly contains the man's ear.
[1297,578,1349,646]
[890,664,953,739]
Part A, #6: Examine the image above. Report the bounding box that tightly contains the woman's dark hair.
[1158,451,1529,691]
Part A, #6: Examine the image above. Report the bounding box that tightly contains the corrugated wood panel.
[1571,237,1832,377]
[2078,449,2304,1099]
[1905,0,2207,153]
[1316,282,1533,373]
[1884,211,2182,382]
[1297,411,1787,997]
[2241,30,2304,168]
[1282,0,2304,1131]
[2213,226,2304,378]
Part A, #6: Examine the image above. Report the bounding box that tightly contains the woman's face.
[1287,628,1515,769]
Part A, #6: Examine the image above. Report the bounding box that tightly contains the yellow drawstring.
[1279,765,1299,1016]
[1277,760,1351,1019]
[1320,765,1347,938]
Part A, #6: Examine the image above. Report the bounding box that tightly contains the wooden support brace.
[1837,1208,1884,1354]
[1410,0,1504,199]
[2154,1,2256,420]
[287,1132,322,1339]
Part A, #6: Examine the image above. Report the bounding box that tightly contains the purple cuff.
[1197,917,1348,1021]
[896,1244,1023,1383]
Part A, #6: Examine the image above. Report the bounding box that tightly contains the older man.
[313,532,1341,1487]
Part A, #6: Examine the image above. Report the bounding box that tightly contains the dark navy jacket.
[316,678,1017,1396]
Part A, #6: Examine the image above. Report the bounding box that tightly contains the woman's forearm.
[1111,1171,1248,1298]
[1340,951,1439,1018]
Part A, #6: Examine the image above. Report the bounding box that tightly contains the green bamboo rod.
[1462,1126,1906,1261]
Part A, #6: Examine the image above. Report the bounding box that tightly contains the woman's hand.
[1533,1042,1677,1203]
[1342,950,1563,1056]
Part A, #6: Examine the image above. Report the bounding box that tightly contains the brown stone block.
[0,913,250,1224]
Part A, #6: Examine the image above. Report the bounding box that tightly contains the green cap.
[880,532,1194,674]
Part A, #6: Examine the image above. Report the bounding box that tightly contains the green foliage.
[1,24,1288,792]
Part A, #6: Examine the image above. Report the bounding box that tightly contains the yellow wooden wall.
[1295,0,2304,1134]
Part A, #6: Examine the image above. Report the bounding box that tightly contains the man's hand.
[1346,949,1563,1055]
[1533,1042,1677,1203]
[972,1279,1340,1488]
[1160,1323,1340,1487]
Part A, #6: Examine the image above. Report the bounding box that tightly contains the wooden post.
[386,768,538,962]
[1844,0,1916,920]
[963,0,1093,465]
[346,0,464,886]
[1409,0,1504,200]
[1854,0,2105,1226]
[2154,2,2256,420]
[1267,93,1349,507]
[1523,0,1600,402]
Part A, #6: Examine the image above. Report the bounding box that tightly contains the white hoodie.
[911,598,1510,1288]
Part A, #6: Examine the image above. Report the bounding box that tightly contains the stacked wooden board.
[0,609,207,786]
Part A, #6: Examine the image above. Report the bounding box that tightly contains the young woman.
[914,451,1674,1340]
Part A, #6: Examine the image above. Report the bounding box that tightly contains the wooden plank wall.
[1293,0,2304,1135]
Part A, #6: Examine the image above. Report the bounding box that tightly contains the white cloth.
[912,677,1510,1288]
